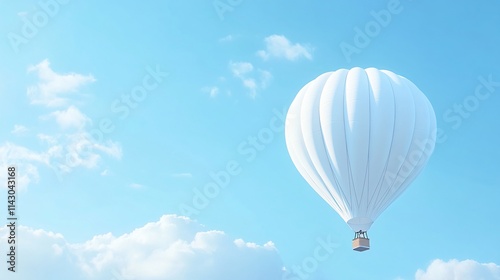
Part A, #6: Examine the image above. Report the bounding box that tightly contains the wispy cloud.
[229,61,272,98]
[0,60,122,190]
[0,143,49,191]
[257,35,313,61]
[11,124,28,135]
[130,183,144,189]
[42,105,91,130]
[230,61,253,77]
[0,131,122,186]
[205,36,281,99]
[202,86,220,98]
[92,140,122,159]
[0,142,50,164]
[58,132,122,170]
[259,69,273,88]
[219,35,234,43]
[38,133,58,145]
[27,59,96,107]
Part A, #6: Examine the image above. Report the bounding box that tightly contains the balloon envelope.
[285,67,436,232]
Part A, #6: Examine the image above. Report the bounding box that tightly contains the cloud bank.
[0,215,283,280]
[415,259,500,280]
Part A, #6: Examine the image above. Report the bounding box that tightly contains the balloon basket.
[352,231,370,252]
[352,238,370,251]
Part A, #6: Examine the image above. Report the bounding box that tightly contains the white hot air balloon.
[285,67,436,251]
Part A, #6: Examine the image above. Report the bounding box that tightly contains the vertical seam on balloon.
[310,74,347,215]
[298,84,344,215]
[371,77,419,215]
[375,88,434,215]
[364,70,382,213]
[366,71,398,218]
[300,78,348,217]
[362,69,372,216]
[343,70,358,216]
[319,70,352,217]
[286,86,322,207]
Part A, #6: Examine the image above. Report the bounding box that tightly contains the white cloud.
[0,215,283,280]
[202,86,220,98]
[257,35,313,61]
[0,226,80,279]
[0,142,50,164]
[93,140,123,159]
[57,132,122,171]
[27,59,96,107]
[230,61,254,77]
[0,143,61,190]
[242,78,257,93]
[0,60,121,190]
[0,162,40,191]
[130,183,144,189]
[219,35,234,42]
[44,105,91,130]
[38,133,58,145]
[229,61,273,98]
[415,259,500,280]
[100,169,109,176]
[11,124,28,135]
[259,69,273,88]
[17,163,40,189]
[0,130,122,190]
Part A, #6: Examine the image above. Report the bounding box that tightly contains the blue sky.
[1,0,499,279]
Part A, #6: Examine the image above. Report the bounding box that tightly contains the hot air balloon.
[285,67,436,251]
